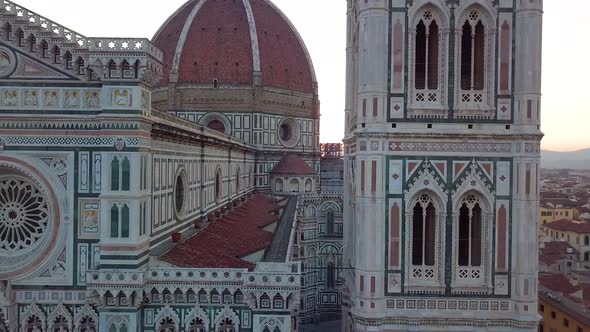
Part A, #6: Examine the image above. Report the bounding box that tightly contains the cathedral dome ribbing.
[153,0,317,94]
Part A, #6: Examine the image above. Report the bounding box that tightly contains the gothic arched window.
[15,28,24,47]
[415,13,439,91]
[40,40,48,58]
[215,169,222,203]
[458,194,482,267]
[64,51,73,69]
[188,318,206,332]
[411,194,436,266]
[121,204,130,238]
[110,205,119,238]
[121,157,130,191]
[158,317,177,332]
[52,46,61,64]
[327,262,336,289]
[27,34,36,53]
[460,11,485,92]
[111,158,120,191]
[327,210,335,234]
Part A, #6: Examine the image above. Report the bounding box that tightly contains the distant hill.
[542,149,590,170]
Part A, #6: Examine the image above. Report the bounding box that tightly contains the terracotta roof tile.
[161,193,280,269]
[271,154,315,175]
[545,219,590,234]
[539,241,579,265]
[539,273,581,295]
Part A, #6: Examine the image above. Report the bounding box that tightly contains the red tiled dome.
[153,0,316,94]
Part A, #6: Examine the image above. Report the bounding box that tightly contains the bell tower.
[343,0,543,330]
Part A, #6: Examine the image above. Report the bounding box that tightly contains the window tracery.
[408,5,449,117]
[110,204,130,239]
[452,191,493,293]
[0,176,49,253]
[454,5,496,117]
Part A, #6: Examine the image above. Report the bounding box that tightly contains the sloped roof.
[161,193,280,269]
[539,241,579,265]
[271,154,315,175]
[539,273,582,295]
[545,219,590,234]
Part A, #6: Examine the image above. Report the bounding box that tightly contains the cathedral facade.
[0,0,340,331]
[343,0,543,331]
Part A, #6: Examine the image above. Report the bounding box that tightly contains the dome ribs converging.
[178,0,253,85]
[250,0,315,93]
[153,0,197,86]
[152,0,317,94]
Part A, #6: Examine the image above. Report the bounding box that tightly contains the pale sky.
[12,0,589,152]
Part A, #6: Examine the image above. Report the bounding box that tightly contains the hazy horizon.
[12,0,589,152]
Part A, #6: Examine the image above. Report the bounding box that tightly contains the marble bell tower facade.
[342,0,543,330]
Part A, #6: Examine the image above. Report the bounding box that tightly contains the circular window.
[174,169,187,216]
[207,120,225,133]
[279,123,292,141]
[277,118,300,148]
[0,176,49,253]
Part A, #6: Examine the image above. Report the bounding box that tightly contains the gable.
[0,44,80,81]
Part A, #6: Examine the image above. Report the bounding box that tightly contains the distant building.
[538,273,590,332]
[542,219,590,266]
[539,241,579,274]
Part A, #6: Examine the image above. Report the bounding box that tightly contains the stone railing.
[145,268,246,284]
[87,262,301,290]
[1,0,88,47]
[87,270,145,286]
[88,38,163,62]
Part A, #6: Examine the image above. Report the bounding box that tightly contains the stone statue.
[85,91,99,108]
[44,91,58,107]
[24,91,39,106]
[2,91,17,107]
[112,89,130,106]
[64,91,80,108]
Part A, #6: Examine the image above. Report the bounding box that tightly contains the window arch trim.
[451,190,494,293]
[403,187,446,293]
[407,2,451,115]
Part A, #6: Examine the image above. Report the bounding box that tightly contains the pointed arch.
[184,305,209,330]
[76,57,86,75]
[74,304,98,332]
[3,23,12,41]
[48,303,73,330]
[214,306,239,330]
[39,39,49,58]
[52,45,61,64]
[154,305,180,332]
[21,303,46,332]
[404,187,446,292]
[108,59,118,78]
[64,51,73,69]
[26,33,37,52]
[15,27,24,47]
[452,189,493,292]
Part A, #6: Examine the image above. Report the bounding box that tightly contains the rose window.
[0,177,49,253]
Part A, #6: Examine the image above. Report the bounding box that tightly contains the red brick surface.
[153,0,315,92]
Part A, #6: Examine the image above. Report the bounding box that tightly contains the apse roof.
[271,154,316,175]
